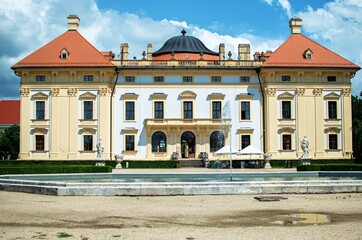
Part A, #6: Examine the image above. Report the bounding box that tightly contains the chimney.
[219,43,225,60]
[289,18,302,34]
[147,44,153,60]
[67,14,80,31]
[238,44,250,60]
[120,43,129,61]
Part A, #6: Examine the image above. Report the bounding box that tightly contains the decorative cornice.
[313,88,323,96]
[68,88,78,97]
[296,88,305,96]
[19,88,29,96]
[342,88,351,96]
[98,87,111,96]
[265,87,276,96]
[51,88,59,96]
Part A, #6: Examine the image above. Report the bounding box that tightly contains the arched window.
[210,131,225,152]
[152,131,167,152]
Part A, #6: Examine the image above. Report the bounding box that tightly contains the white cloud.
[262,0,293,18]
[278,0,292,18]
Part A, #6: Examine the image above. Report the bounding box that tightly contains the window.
[240,76,250,83]
[83,101,93,120]
[36,75,46,82]
[282,101,291,119]
[35,135,44,151]
[125,135,135,151]
[152,131,167,152]
[183,101,193,119]
[282,135,292,150]
[36,101,45,120]
[84,75,93,82]
[83,135,93,151]
[241,101,250,120]
[212,101,221,119]
[327,76,336,82]
[125,101,135,120]
[281,75,291,82]
[125,76,135,83]
[183,76,193,83]
[60,48,69,60]
[329,134,338,150]
[154,76,164,83]
[241,135,251,149]
[328,101,337,119]
[304,49,313,60]
[154,101,164,119]
[210,131,225,152]
[211,76,221,83]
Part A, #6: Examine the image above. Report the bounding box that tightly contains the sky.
[0,0,361,99]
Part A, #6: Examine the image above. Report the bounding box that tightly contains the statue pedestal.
[300,156,311,165]
[95,157,106,166]
[264,162,272,169]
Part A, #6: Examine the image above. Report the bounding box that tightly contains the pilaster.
[19,88,30,159]
[68,88,78,159]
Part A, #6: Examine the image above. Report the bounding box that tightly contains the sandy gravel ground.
[0,191,361,240]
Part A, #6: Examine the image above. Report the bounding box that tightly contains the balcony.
[144,118,231,127]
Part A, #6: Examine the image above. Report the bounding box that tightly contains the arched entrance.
[181,131,195,158]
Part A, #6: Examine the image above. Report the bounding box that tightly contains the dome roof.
[153,29,218,56]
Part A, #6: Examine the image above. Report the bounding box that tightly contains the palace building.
[12,15,360,161]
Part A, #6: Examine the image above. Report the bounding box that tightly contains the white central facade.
[114,70,262,160]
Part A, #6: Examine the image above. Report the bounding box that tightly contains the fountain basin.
[0,172,362,196]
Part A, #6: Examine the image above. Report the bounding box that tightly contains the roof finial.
[181,29,186,36]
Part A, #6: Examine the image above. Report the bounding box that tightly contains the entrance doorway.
[181,131,195,158]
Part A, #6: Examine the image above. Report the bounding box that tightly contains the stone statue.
[96,139,104,159]
[300,136,309,158]
[264,152,272,169]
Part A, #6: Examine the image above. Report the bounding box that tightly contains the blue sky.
[0,0,361,99]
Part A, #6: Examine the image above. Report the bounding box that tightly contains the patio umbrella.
[239,145,263,155]
[215,145,238,155]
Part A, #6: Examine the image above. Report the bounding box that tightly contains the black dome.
[153,30,218,56]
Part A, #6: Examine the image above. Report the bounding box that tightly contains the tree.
[0,124,20,160]
[352,95,362,163]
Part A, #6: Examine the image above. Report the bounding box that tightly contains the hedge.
[121,160,180,168]
[0,160,117,167]
[297,164,362,172]
[0,165,112,175]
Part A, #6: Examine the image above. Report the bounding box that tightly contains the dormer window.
[304,48,313,60]
[60,48,69,60]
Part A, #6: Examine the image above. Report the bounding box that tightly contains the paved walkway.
[112,167,297,174]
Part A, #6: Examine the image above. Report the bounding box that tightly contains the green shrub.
[121,160,180,168]
[297,164,362,172]
[0,160,117,167]
[0,165,112,175]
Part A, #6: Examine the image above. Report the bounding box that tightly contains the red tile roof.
[263,34,360,69]
[0,100,20,125]
[12,30,114,68]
